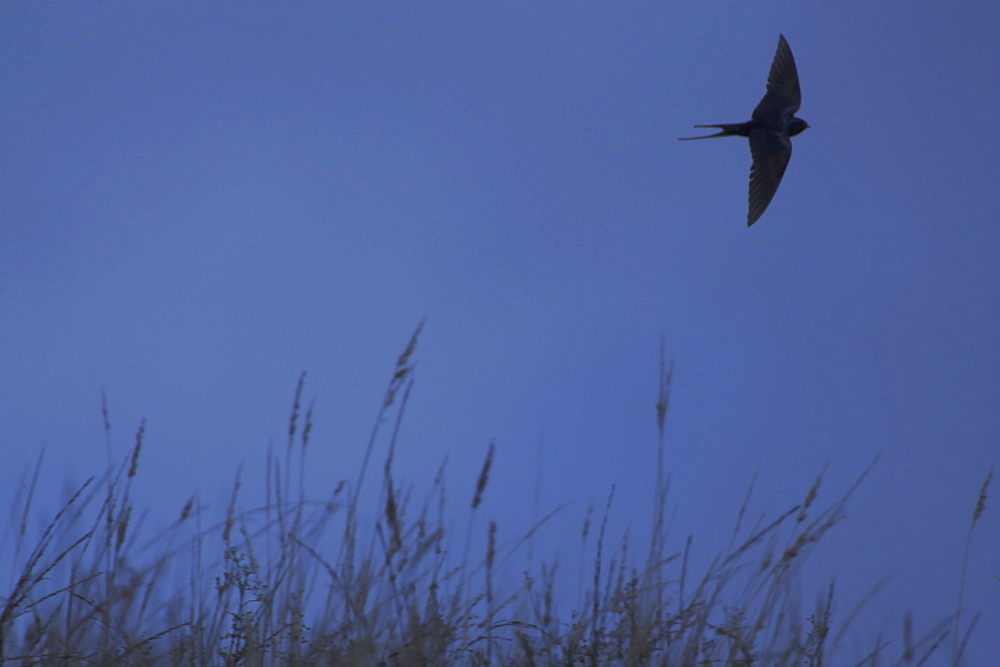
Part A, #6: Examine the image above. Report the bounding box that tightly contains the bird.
[680,34,809,227]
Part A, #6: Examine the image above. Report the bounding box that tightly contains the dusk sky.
[2,3,997,663]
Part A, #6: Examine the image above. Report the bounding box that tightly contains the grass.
[0,323,990,666]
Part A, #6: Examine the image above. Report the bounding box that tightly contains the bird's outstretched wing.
[747,128,793,226]
[752,34,801,121]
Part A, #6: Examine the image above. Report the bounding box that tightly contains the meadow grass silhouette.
[0,324,989,665]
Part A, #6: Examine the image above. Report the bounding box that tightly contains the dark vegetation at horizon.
[0,323,991,666]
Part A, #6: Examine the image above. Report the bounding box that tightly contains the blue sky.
[2,2,998,662]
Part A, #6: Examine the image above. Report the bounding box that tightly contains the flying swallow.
[680,34,809,226]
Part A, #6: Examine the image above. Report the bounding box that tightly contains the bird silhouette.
[680,34,809,227]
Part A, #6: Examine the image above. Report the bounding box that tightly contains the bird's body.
[680,34,809,227]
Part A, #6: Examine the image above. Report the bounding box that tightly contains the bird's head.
[789,117,810,137]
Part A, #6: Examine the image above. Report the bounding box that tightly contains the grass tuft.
[0,325,988,666]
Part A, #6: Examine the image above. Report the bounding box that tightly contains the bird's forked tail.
[678,123,751,140]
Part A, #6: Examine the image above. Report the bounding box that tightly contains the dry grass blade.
[471,442,495,510]
[951,465,992,664]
